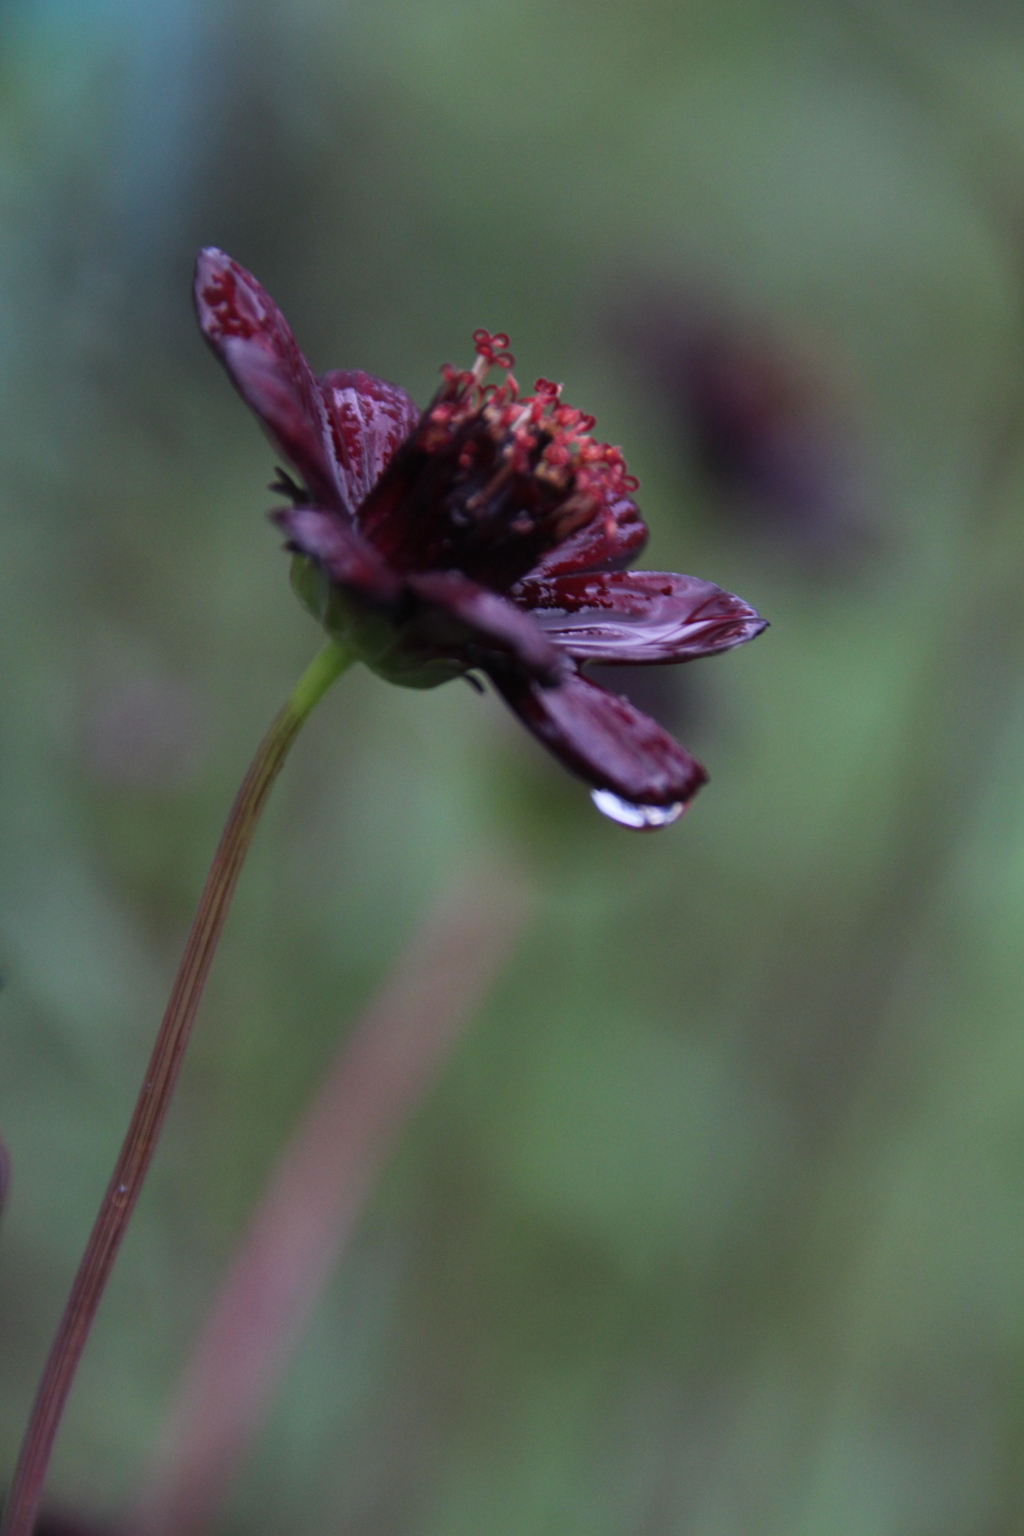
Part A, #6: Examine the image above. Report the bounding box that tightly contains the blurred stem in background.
[0,1135,8,1229]
[717,8,1024,1509]
[747,0,1024,1155]
[753,358,1024,1143]
[128,861,530,1536]
[733,422,1024,1486]
[0,640,352,1536]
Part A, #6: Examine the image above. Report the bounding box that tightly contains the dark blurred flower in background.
[608,280,874,568]
[32,1516,108,1536]
[195,249,766,826]
[0,1509,108,1536]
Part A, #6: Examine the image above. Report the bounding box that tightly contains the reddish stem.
[1,643,349,1536]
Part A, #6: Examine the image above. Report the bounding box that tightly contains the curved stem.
[1,641,351,1536]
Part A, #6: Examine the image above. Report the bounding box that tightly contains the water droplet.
[590,789,686,829]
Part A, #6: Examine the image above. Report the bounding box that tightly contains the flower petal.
[274,506,401,603]
[493,669,707,805]
[319,369,421,514]
[403,571,565,684]
[522,493,648,580]
[194,249,343,507]
[275,514,564,686]
[515,571,767,663]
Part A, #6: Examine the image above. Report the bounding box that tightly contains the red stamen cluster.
[431,333,640,516]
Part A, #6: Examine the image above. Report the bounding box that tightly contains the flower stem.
[0,640,351,1536]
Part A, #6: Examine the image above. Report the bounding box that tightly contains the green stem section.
[1,641,351,1536]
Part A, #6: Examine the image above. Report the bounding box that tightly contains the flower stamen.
[471,329,516,386]
[356,329,645,587]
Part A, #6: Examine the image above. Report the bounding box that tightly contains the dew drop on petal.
[590,789,687,829]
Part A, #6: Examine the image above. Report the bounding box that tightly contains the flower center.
[354,332,639,591]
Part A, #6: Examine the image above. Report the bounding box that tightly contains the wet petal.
[275,517,563,686]
[274,506,401,603]
[523,493,648,580]
[404,571,565,684]
[194,249,343,507]
[493,669,707,805]
[319,369,421,514]
[516,571,767,663]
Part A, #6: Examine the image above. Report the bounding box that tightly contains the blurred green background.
[4,0,1024,1531]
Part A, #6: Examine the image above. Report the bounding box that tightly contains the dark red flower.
[194,249,766,827]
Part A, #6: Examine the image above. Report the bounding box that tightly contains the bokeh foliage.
[3,1,1024,1532]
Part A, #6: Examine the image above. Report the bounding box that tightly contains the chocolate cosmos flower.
[194,249,766,827]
